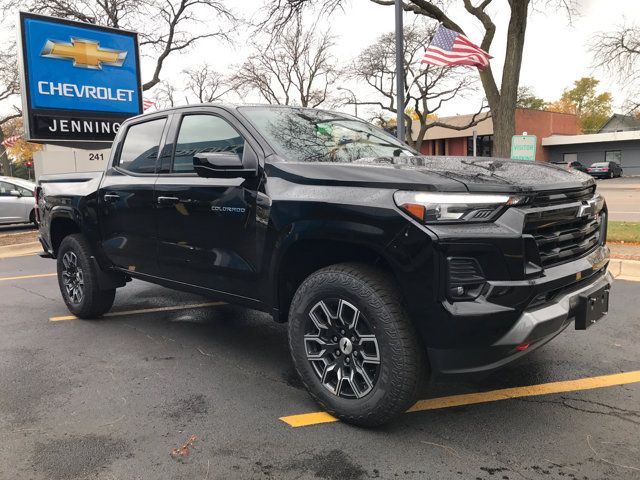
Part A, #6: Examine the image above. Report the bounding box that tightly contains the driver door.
[154,109,263,300]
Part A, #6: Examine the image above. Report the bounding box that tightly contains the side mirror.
[9,190,22,197]
[193,151,256,179]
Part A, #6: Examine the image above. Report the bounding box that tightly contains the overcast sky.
[137,0,636,119]
[3,0,638,120]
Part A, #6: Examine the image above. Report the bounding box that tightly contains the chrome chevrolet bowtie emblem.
[339,337,353,355]
[577,198,598,218]
[41,38,127,69]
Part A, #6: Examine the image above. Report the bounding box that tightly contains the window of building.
[467,135,493,157]
[173,115,245,172]
[117,118,166,174]
[605,150,622,164]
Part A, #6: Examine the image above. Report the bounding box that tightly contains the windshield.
[591,162,609,167]
[239,106,416,163]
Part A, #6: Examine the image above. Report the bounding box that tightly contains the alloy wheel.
[61,251,85,304]
[304,298,381,399]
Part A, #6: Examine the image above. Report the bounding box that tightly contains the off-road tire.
[29,209,37,227]
[57,234,115,318]
[288,263,427,427]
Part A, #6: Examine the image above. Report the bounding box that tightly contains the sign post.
[510,134,537,161]
[17,12,142,145]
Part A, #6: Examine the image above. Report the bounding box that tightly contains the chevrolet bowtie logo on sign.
[41,38,127,69]
[18,12,141,142]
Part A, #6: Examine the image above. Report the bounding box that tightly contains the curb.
[0,242,42,259]
[609,259,640,281]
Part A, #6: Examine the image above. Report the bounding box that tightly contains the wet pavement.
[0,254,639,480]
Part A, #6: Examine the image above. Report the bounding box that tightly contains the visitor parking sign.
[510,134,537,161]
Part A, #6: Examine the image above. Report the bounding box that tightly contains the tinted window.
[240,106,414,163]
[173,115,244,172]
[117,118,166,173]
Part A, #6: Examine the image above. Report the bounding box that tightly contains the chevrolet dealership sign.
[18,12,142,142]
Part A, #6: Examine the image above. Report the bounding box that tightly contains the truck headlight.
[393,191,524,223]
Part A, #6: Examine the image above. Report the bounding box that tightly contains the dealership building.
[543,115,640,176]
[413,110,640,175]
[412,108,579,161]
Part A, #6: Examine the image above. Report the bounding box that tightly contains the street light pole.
[338,87,358,117]
[395,0,405,142]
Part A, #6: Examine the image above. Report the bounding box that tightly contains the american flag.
[1,135,21,148]
[142,98,155,111]
[422,25,492,70]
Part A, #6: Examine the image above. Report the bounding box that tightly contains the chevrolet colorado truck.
[37,104,612,426]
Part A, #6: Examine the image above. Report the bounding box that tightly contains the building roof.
[542,129,640,146]
[410,112,493,141]
[598,114,640,133]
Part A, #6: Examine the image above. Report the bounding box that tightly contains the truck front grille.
[524,207,604,268]
[529,185,596,207]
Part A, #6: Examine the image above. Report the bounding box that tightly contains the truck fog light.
[447,257,486,301]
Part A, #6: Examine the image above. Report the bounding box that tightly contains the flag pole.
[395,0,405,142]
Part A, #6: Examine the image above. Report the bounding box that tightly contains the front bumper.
[428,268,613,375]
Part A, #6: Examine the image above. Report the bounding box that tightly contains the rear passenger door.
[154,109,262,300]
[98,116,168,275]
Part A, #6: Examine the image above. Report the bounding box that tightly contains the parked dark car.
[552,160,588,173]
[587,161,623,178]
[36,104,612,426]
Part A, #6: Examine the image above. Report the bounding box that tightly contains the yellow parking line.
[49,301,225,321]
[0,273,56,282]
[279,370,640,428]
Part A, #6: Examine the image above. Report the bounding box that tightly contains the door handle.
[157,196,180,205]
[103,193,120,203]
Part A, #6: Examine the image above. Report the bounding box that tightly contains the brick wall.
[515,109,579,161]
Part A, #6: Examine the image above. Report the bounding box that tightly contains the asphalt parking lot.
[1,254,639,480]
[596,176,640,222]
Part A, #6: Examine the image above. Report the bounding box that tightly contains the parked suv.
[552,160,588,173]
[36,105,612,426]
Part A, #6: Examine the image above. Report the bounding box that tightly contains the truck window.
[117,118,166,174]
[173,115,244,173]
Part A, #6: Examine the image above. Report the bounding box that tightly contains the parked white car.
[0,176,37,225]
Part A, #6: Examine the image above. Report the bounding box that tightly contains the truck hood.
[266,156,595,193]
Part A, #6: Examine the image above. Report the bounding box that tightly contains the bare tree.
[1,0,238,91]
[0,43,22,175]
[352,24,484,150]
[262,0,579,157]
[150,81,178,109]
[591,24,640,114]
[231,14,338,107]
[184,64,232,103]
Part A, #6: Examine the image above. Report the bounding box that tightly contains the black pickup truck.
[37,104,612,426]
